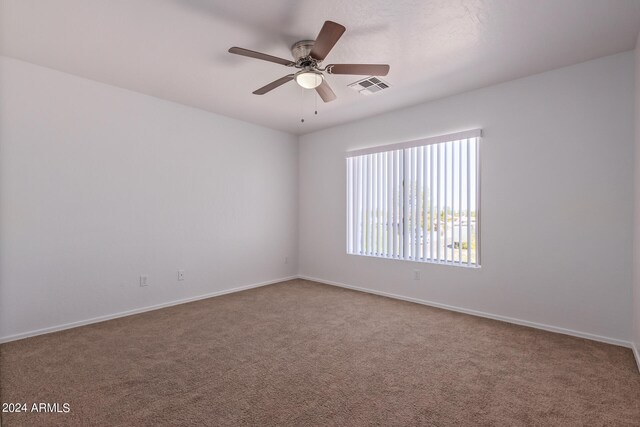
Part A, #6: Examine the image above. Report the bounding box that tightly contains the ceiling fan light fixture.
[295,71,323,89]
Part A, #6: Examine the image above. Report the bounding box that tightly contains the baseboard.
[0,276,298,344]
[633,343,640,373]
[3,274,634,353]
[298,275,632,349]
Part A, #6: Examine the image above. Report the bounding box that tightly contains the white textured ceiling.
[2,0,640,135]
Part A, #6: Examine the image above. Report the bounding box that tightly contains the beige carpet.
[1,279,639,426]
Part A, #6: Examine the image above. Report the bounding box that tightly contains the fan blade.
[327,64,390,76]
[315,79,337,103]
[229,47,294,66]
[309,21,346,61]
[253,74,295,95]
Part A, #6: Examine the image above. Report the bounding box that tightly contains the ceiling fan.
[228,21,390,102]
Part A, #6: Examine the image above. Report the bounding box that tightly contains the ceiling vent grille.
[348,76,390,95]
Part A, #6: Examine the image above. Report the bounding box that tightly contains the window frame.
[346,130,482,268]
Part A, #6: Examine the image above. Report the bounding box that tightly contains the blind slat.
[347,158,353,253]
[398,150,404,257]
[467,139,471,265]
[378,153,384,256]
[356,158,360,253]
[436,144,441,261]
[415,147,422,260]
[391,151,397,257]
[367,155,372,255]
[422,146,428,260]
[403,149,410,258]
[476,139,481,266]
[372,153,378,255]
[386,152,392,257]
[444,142,448,262]
[458,140,463,264]
[430,145,435,261]
[360,157,364,254]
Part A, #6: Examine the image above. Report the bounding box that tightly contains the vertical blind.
[346,130,481,266]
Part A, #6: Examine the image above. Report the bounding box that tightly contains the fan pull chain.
[300,86,305,123]
[315,90,318,115]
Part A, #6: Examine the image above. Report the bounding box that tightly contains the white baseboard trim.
[633,343,640,373]
[3,274,634,355]
[0,276,298,344]
[298,275,632,349]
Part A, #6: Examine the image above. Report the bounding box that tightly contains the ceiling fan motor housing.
[291,40,316,61]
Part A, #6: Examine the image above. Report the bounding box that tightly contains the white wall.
[2,51,635,347]
[299,52,634,344]
[0,56,298,341]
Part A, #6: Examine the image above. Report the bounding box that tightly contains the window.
[346,130,481,267]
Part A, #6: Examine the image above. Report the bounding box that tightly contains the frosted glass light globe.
[295,71,323,89]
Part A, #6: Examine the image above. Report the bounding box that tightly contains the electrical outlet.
[177,270,185,281]
[139,275,149,287]
[413,270,420,280]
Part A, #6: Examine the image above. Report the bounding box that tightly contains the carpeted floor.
[1,279,639,426]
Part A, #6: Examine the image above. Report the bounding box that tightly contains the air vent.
[348,76,390,95]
